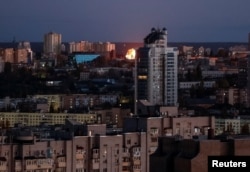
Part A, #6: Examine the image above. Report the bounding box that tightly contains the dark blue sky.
[1,0,250,42]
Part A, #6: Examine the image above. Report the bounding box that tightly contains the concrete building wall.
[152,137,250,172]
[123,115,215,172]
[124,116,215,139]
[0,112,98,127]
[15,48,28,63]
[3,48,14,63]
[0,130,148,172]
[234,139,250,155]
[172,116,214,139]
[189,140,230,172]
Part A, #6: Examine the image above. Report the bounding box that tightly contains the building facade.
[0,112,97,127]
[43,32,62,55]
[68,41,93,53]
[69,41,116,58]
[0,123,147,172]
[123,115,215,172]
[0,48,14,63]
[0,115,215,172]
[214,117,250,135]
[151,136,250,172]
[137,28,178,106]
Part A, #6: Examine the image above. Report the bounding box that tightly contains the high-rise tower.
[43,32,62,55]
[137,28,179,106]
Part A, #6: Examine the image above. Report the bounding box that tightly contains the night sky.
[1,0,250,42]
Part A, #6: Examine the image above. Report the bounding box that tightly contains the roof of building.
[144,27,167,44]
[138,99,154,106]
[73,54,100,64]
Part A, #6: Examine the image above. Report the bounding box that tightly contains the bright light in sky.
[125,48,136,60]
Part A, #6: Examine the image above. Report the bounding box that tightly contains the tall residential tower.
[43,32,62,55]
[137,28,179,107]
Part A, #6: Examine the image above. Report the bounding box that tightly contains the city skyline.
[0,0,250,42]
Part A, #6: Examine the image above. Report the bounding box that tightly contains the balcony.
[37,163,53,169]
[25,164,37,170]
[92,163,99,170]
[0,164,8,171]
[122,161,131,166]
[36,158,54,169]
[132,166,141,172]
[15,160,22,171]
[92,159,99,170]
[76,162,84,169]
[55,167,67,172]
[133,160,141,165]
[92,153,99,159]
[76,153,84,159]
[56,161,66,168]
[122,148,130,157]
[56,156,66,168]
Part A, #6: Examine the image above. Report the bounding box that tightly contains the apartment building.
[0,112,97,127]
[0,122,147,172]
[0,48,14,63]
[179,81,216,89]
[5,107,249,172]
[137,28,178,106]
[0,106,130,129]
[28,94,121,113]
[151,136,250,172]
[214,117,250,135]
[123,115,215,172]
[216,88,248,106]
[69,41,116,58]
[15,48,28,63]
[69,41,93,53]
[43,32,62,55]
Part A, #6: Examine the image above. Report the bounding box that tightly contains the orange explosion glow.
[125,48,136,60]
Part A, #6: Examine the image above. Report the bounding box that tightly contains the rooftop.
[144,27,167,44]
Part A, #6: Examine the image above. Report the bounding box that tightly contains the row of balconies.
[14,161,82,171]
[25,158,54,170]
[14,157,66,171]
[76,150,86,160]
